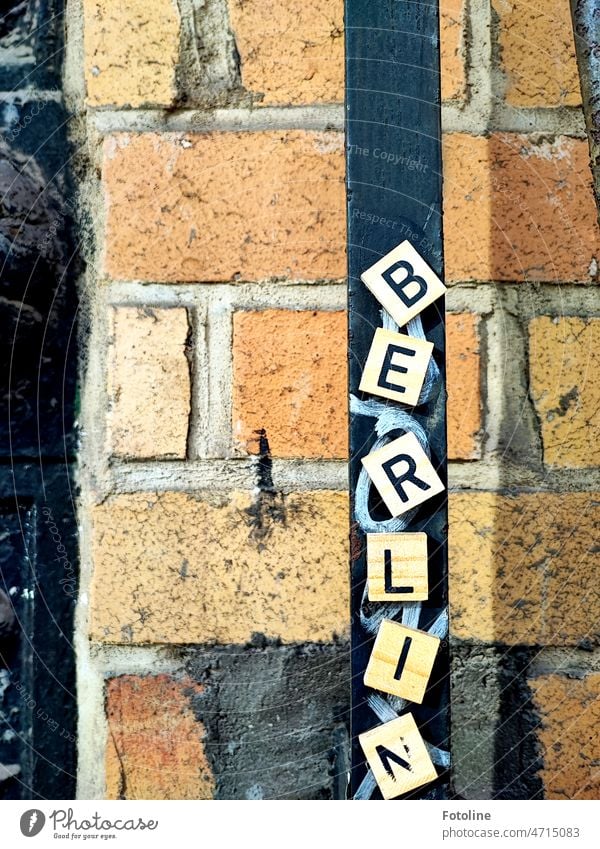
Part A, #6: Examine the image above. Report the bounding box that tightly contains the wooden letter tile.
[359,713,438,799]
[367,532,428,602]
[361,240,446,327]
[361,431,445,518]
[364,619,440,703]
[359,327,433,407]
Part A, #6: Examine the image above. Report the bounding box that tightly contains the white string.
[352,305,448,799]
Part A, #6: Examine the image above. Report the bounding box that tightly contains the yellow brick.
[107,308,190,460]
[531,673,600,799]
[441,0,467,102]
[83,0,180,107]
[90,490,349,644]
[447,313,481,460]
[102,131,346,283]
[227,0,466,105]
[492,0,581,107]
[232,310,348,459]
[529,317,600,469]
[449,492,600,645]
[227,0,344,105]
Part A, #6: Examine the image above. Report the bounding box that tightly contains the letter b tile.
[361,240,446,328]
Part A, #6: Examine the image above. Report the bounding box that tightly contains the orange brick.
[105,675,214,800]
[492,0,581,107]
[449,492,600,645]
[102,132,345,283]
[107,307,190,459]
[530,673,600,799]
[441,0,467,102]
[232,309,474,460]
[447,313,481,459]
[227,0,343,105]
[232,310,347,459]
[443,133,599,283]
[228,0,465,105]
[529,317,600,469]
[83,0,180,108]
[90,490,349,645]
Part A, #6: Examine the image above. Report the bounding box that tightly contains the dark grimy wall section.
[0,0,78,800]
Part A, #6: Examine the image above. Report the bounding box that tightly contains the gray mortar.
[451,643,543,800]
[184,643,350,800]
[175,0,244,107]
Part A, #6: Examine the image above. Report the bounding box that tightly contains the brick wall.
[71,0,600,799]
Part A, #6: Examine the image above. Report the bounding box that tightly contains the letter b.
[382,260,427,307]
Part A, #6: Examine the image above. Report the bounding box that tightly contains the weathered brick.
[449,492,600,645]
[443,133,599,283]
[105,675,214,800]
[227,0,465,105]
[90,490,349,644]
[529,317,600,469]
[530,673,600,799]
[232,310,347,459]
[107,307,190,459]
[492,0,581,108]
[103,132,345,283]
[447,313,481,459]
[83,0,180,107]
[227,0,344,105]
[441,0,467,102]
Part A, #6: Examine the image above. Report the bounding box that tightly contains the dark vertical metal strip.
[345,1,449,798]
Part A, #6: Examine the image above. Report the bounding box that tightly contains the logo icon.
[19,810,46,837]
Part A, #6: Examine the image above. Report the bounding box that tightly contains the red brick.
[105,675,214,799]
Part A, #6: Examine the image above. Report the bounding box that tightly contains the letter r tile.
[361,431,445,518]
[361,240,446,327]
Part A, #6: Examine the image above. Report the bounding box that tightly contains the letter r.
[381,453,431,503]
